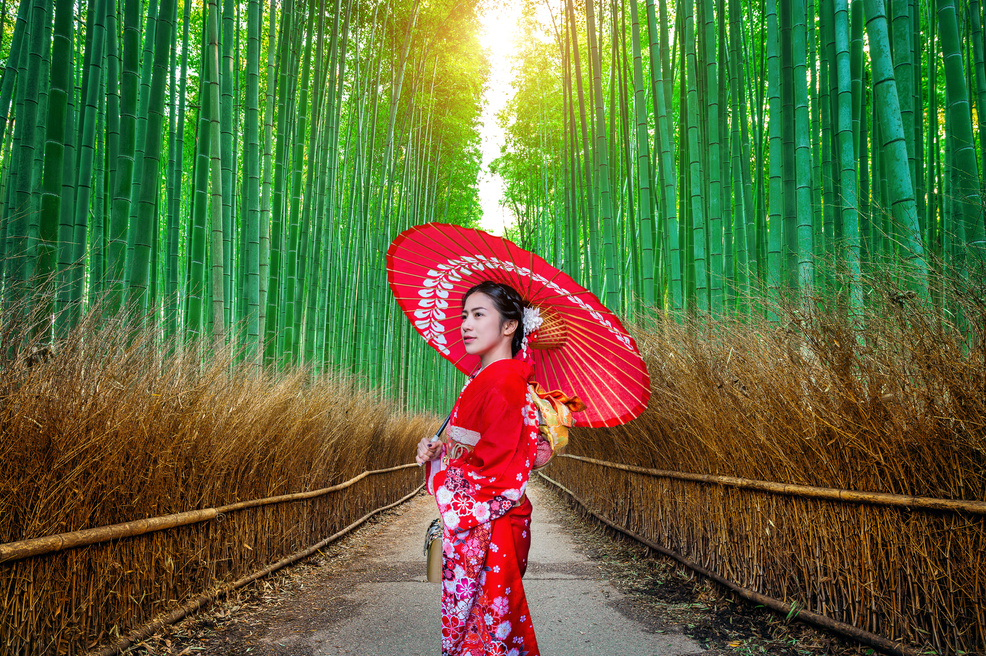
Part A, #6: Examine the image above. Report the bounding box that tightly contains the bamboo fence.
[542,454,985,656]
[0,463,422,655]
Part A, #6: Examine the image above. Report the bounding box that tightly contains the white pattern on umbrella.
[415,254,634,355]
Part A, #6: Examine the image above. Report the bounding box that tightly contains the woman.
[416,280,541,656]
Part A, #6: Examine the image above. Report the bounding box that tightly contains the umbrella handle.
[432,413,451,443]
[418,412,452,468]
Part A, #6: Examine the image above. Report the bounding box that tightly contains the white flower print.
[495,620,512,640]
[453,598,472,616]
[415,254,635,357]
[472,502,490,522]
[490,543,499,553]
[442,509,459,530]
[436,487,452,505]
[492,596,509,616]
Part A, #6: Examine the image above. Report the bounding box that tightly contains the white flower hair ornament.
[520,306,543,357]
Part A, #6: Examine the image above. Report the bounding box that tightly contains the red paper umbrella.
[386,222,650,428]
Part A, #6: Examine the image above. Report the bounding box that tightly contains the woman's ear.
[502,319,518,337]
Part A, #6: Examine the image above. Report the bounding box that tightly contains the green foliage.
[0,0,490,412]
[494,0,985,334]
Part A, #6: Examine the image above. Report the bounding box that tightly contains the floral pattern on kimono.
[425,358,541,656]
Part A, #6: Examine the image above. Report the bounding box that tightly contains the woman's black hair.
[462,281,526,356]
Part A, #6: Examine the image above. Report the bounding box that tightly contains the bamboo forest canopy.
[494,0,986,322]
[0,0,489,409]
[1,0,985,411]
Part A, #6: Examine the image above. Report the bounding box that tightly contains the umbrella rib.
[529,287,604,303]
[386,245,467,272]
[558,326,650,403]
[391,232,619,326]
[551,341,624,425]
[535,349,566,395]
[403,227,485,264]
[391,227,575,300]
[524,272,593,305]
[567,342,641,425]
[561,340,626,421]
[558,320,649,384]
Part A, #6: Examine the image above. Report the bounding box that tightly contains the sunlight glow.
[477,1,558,237]
[477,2,523,236]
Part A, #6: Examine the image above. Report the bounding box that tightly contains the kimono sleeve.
[434,372,536,533]
[424,443,446,495]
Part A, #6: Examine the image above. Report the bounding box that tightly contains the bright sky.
[476,2,523,236]
[477,1,557,236]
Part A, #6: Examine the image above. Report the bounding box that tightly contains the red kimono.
[425,358,541,656]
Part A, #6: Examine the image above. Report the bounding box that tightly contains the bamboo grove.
[0,0,488,410]
[494,0,986,324]
[3,0,986,398]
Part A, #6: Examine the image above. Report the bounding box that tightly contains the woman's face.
[461,292,516,361]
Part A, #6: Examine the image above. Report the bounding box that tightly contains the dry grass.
[552,278,986,655]
[0,298,435,654]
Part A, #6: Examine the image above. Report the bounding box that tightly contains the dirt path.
[132,479,862,656]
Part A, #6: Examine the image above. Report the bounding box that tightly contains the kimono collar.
[471,357,534,383]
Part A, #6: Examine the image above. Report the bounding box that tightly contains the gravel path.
[266,482,703,655]
[131,479,859,656]
[137,480,701,655]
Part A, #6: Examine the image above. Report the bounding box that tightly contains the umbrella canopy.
[387,222,649,428]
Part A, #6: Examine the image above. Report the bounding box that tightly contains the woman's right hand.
[416,436,442,465]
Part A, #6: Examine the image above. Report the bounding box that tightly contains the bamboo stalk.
[559,455,986,515]
[0,463,419,564]
[89,483,424,656]
[539,472,920,656]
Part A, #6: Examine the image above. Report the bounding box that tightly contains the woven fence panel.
[0,466,420,655]
[546,456,985,655]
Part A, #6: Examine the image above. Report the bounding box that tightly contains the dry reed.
[549,279,985,655]
[0,300,436,654]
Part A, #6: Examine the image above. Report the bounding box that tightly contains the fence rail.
[1,462,423,655]
[559,454,986,514]
[90,481,424,656]
[546,454,985,656]
[0,463,419,564]
[539,472,917,656]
